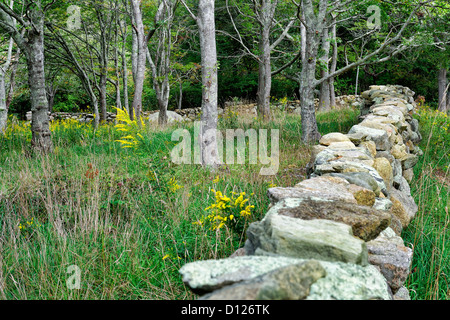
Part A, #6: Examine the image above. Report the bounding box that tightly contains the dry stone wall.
[30,94,363,124]
[179,85,421,300]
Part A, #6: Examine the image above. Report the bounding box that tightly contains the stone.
[391,144,408,160]
[199,260,326,300]
[267,176,357,205]
[148,110,184,123]
[326,170,385,197]
[306,260,392,300]
[327,141,357,149]
[306,145,327,173]
[180,255,391,300]
[373,157,394,192]
[319,132,351,146]
[393,286,411,300]
[389,188,418,229]
[373,198,393,211]
[359,141,377,158]
[348,124,391,151]
[402,168,414,183]
[269,197,390,241]
[346,184,376,207]
[179,255,299,293]
[367,228,413,293]
[245,208,369,265]
[401,154,419,170]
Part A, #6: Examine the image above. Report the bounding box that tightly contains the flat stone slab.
[245,204,369,265]
[267,176,358,205]
[199,260,326,300]
[180,256,391,300]
[276,198,390,241]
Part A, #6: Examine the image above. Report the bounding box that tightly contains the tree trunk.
[300,60,321,143]
[257,24,272,120]
[178,81,183,111]
[329,22,337,109]
[99,72,108,123]
[197,0,220,168]
[299,0,326,143]
[130,0,146,124]
[0,71,8,133]
[438,68,447,112]
[318,24,331,112]
[0,38,13,133]
[25,29,53,153]
[121,27,130,114]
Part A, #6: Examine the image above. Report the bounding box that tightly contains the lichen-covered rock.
[367,228,413,293]
[306,260,392,300]
[319,132,351,146]
[245,207,369,265]
[346,184,376,207]
[199,260,326,300]
[373,157,394,193]
[348,124,391,151]
[389,188,418,229]
[264,197,390,241]
[267,176,357,205]
[180,255,391,300]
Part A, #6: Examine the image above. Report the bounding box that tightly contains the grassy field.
[0,104,447,300]
[402,106,450,300]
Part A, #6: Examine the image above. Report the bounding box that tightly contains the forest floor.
[0,105,448,300]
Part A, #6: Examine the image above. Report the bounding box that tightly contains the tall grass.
[402,106,449,300]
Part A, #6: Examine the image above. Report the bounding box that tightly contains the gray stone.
[268,197,390,241]
[348,124,391,151]
[148,110,184,123]
[245,204,369,265]
[393,286,411,300]
[180,255,391,300]
[390,188,418,228]
[326,171,383,196]
[319,132,351,146]
[199,260,326,300]
[306,260,391,300]
[373,198,393,211]
[367,228,413,293]
[267,176,357,205]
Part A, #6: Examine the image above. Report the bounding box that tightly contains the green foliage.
[402,105,450,300]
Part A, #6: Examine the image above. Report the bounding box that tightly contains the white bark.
[0,0,14,133]
[0,0,53,151]
[318,23,331,112]
[438,68,448,113]
[0,37,13,133]
[197,0,220,168]
[130,0,147,124]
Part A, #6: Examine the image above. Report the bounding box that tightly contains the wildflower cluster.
[50,118,85,132]
[18,217,42,236]
[114,107,146,149]
[195,189,254,233]
[3,117,31,141]
[220,108,239,127]
[167,177,183,193]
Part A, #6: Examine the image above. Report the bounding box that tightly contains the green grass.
[402,106,450,300]
[0,108,360,300]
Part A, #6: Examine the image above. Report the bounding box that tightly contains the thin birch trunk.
[197,0,220,168]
